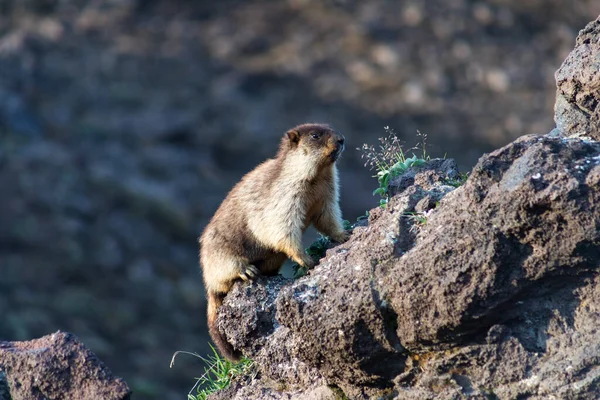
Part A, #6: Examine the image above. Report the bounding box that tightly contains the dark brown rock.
[217,133,600,399]
[385,134,600,351]
[383,134,600,398]
[0,331,131,400]
[219,276,328,392]
[555,16,600,139]
[215,14,600,400]
[218,158,461,398]
[388,158,460,197]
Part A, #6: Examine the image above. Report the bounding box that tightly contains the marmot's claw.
[302,256,317,269]
[239,265,260,281]
[331,231,350,243]
[246,265,260,278]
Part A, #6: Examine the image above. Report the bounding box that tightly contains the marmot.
[199,123,348,360]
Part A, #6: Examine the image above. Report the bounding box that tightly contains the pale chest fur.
[246,153,338,247]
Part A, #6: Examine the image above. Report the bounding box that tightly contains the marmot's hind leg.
[201,251,258,292]
[256,252,287,276]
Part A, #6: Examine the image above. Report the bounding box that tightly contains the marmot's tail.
[207,292,241,361]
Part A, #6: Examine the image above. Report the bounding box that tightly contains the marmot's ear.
[286,129,300,145]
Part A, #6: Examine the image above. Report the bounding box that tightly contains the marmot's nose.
[337,135,345,145]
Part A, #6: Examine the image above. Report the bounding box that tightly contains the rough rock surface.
[0,331,131,400]
[215,159,458,399]
[216,132,600,399]
[555,16,600,139]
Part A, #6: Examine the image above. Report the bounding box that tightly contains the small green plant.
[292,234,330,278]
[292,217,365,279]
[404,211,430,232]
[293,264,309,279]
[444,172,470,188]
[292,234,332,278]
[342,219,352,231]
[404,211,428,225]
[356,211,369,222]
[171,345,256,400]
[372,154,427,198]
[359,127,430,207]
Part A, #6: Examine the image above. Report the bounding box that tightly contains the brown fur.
[199,123,348,360]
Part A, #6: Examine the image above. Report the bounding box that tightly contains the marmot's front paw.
[239,265,260,281]
[301,255,317,269]
[331,231,350,243]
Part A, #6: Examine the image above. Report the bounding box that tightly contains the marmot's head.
[281,123,345,165]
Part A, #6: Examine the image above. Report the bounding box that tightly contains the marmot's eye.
[311,133,320,140]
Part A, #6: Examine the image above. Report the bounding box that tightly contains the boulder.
[0,331,131,400]
[555,16,600,139]
[220,12,600,400]
[216,131,600,399]
[212,115,600,400]
[386,134,600,352]
[216,13,600,399]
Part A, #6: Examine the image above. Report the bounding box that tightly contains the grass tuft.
[359,127,430,207]
[171,345,256,400]
[404,211,430,232]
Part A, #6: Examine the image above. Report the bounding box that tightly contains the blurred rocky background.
[0,0,599,398]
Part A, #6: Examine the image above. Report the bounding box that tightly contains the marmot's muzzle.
[330,143,345,162]
[329,133,345,162]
